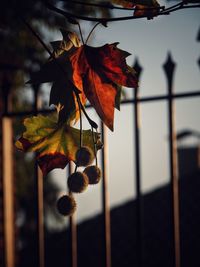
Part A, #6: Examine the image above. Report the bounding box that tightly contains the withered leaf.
[134,0,160,18]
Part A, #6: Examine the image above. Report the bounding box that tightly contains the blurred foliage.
[0,0,111,78]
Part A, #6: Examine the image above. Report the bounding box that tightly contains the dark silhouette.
[17,169,200,267]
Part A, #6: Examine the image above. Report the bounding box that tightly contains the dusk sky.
[48,1,200,226]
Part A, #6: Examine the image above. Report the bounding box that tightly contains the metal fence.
[0,47,200,267]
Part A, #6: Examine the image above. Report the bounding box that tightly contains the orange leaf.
[69,43,138,130]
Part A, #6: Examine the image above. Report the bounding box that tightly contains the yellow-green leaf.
[15,114,101,176]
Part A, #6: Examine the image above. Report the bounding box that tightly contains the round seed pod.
[56,195,76,216]
[75,146,94,167]
[67,172,89,193]
[83,165,102,185]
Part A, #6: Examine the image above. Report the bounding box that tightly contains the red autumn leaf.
[69,43,138,130]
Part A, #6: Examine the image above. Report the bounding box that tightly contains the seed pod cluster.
[56,146,102,216]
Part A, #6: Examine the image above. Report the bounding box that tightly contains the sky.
[47,1,200,226]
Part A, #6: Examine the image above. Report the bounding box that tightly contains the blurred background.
[0,0,200,267]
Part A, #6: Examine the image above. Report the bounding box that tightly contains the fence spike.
[163,52,176,93]
[164,51,181,267]
[133,57,143,81]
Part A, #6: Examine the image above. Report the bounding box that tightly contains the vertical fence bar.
[1,75,15,267]
[101,123,111,267]
[33,85,45,267]
[134,88,143,267]
[0,100,4,267]
[163,53,180,267]
[68,163,77,267]
[133,59,143,267]
[69,202,77,267]
[36,167,45,267]
[2,117,15,267]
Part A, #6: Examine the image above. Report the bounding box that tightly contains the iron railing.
[0,51,200,267]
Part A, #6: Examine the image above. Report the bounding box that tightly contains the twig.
[161,3,200,15]
[46,1,200,23]
[46,2,200,24]
[22,18,53,57]
[160,2,182,14]
[46,2,161,22]
[61,0,135,11]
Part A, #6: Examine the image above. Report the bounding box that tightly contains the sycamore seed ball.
[84,165,102,185]
[56,195,76,216]
[75,146,94,167]
[67,172,89,193]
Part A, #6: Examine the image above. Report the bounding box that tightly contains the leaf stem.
[91,127,98,166]
[74,164,78,173]
[77,22,85,44]
[79,101,98,129]
[85,22,101,45]
[75,93,83,147]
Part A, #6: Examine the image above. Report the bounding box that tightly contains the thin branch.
[46,2,161,22]
[161,3,200,15]
[46,2,200,23]
[160,2,182,14]
[61,0,135,11]
[22,18,53,57]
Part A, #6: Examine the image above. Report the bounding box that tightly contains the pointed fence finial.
[163,52,176,93]
[133,57,143,81]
